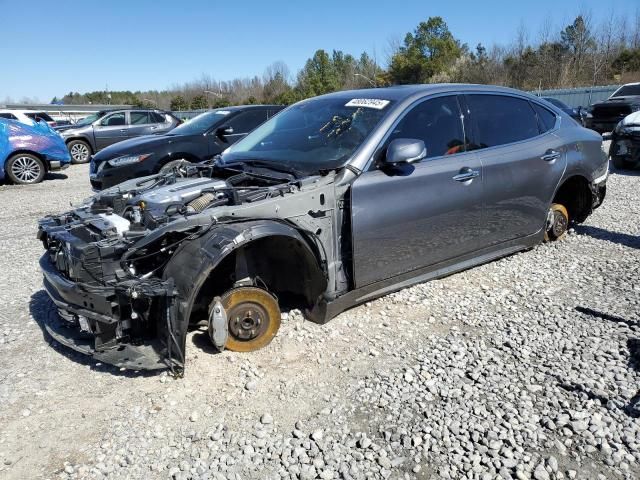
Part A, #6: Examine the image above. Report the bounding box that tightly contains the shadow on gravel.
[29,290,160,378]
[574,225,640,250]
[45,172,69,181]
[574,306,640,418]
[190,330,221,355]
[626,339,640,418]
[611,166,640,177]
[575,306,638,327]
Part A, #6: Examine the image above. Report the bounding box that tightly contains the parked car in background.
[53,119,75,127]
[0,118,70,184]
[53,111,110,133]
[37,85,607,371]
[0,109,58,127]
[59,109,181,164]
[608,111,640,169]
[584,82,640,133]
[541,97,585,125]
[89,105,283,190]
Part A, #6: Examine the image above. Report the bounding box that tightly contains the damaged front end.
[37,165,304,373]
[610,115,640,169]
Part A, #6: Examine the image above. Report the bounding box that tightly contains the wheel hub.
[228,303,267,341]
[551,210,568,237]
[70,144,89,161]
[12,156,41,182]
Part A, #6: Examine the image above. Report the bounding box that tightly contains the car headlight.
[108,154,151,167]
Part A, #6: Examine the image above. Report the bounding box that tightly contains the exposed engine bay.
[37,165,339,373]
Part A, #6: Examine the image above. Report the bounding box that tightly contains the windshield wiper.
[219,159,303,178]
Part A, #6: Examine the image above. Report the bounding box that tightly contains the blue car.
[0,118,71,185]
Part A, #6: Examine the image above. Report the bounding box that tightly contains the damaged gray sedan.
[37,84,608,373]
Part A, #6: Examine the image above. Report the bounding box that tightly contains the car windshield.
[611,84,640,97]
[168,110,231,135]
[76,113,103,126]
[221,96,393,174]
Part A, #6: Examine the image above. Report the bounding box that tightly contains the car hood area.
[93,133,195,162]
[620,110,640,127]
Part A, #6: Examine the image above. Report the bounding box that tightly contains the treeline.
[55,10,640,110]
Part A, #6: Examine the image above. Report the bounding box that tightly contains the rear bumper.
[39,254,178,371]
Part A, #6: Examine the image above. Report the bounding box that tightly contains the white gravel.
[0,152,638,480]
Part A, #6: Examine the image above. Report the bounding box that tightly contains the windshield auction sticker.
[345,99,390,109]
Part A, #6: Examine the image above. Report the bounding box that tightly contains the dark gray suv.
[59,109,180,163]
[37,84,607,372]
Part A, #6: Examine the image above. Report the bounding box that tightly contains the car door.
[463,94,567,245]
[93,112,128,150]
[128,111,173,138]
[350,95,485,287]
[220,109,269,145]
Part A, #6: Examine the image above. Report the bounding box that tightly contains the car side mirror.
[384,138,427,166]
[216,126,234,141]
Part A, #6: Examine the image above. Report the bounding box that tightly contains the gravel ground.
[0,148,639,480]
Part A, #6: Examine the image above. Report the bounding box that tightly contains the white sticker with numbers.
[344,98,390,109]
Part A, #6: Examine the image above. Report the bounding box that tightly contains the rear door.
[351,95,485,287]
[464,94,567,245]
[220,109,269,144]
[127,111,174,137]
[93,111,128,149]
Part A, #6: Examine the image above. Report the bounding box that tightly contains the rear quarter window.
[26,112,54,122]
[531,102,557,133]
[151,112,167,123]
[466,94,541,149]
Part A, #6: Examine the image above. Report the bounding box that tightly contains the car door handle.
[541,150,561,162]
[453,169,480,182]
[119,129,127,133]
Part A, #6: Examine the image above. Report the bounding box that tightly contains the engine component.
[136,177,227,210]
[187,193,215,213]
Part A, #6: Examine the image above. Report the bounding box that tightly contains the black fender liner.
[161,219,327,357]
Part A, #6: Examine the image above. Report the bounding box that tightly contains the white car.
[0,109,57,127]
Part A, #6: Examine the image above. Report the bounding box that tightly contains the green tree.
[612,48,640,74]
[212,97,231,108]
[389,17,464,84]
[560,15,596,78]
[170,95,189,111]
[297,49,340,97]
[190,94,208,110]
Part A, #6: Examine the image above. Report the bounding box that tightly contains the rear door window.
[387,95,467,158]
[130,111,151,125]
[0,113,17,119]
[225,110,269,134]
[466,94,540,149]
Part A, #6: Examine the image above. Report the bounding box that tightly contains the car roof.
[216,105,285,112]
[311,83,540,103]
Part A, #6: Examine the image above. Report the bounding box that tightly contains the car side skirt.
[307,231,543,324]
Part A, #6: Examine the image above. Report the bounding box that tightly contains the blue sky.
[1,0,638,102]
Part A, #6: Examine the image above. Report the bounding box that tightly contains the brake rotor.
[544,203,569,241]
[220,287,281,352]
